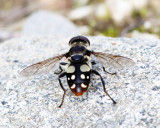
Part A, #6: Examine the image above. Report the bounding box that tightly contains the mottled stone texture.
[0,35,160,128]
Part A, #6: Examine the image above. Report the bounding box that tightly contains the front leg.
[92,70,116,104]
[58,72,67,108]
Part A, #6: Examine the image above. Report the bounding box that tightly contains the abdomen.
[66,63,91,96]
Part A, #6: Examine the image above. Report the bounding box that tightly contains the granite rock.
[0,36,160,128]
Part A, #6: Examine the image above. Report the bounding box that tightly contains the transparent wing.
[93,52,135,69]
[20,54,65,77]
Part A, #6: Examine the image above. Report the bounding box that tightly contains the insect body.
[20,36,135,107]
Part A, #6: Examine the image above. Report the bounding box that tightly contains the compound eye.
[80,36,90,46]
[69,36,78,46]
[69,36,90,46]
[71,55,83,61]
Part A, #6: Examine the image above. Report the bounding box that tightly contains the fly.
[20,36,135,108]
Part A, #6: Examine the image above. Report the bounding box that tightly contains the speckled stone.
[0,36,160,128]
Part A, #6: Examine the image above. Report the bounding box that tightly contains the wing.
[20,54,66,77]
[93,52,135,69]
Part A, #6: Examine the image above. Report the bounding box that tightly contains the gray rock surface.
[0,36,160,128]
[22,11,81,37]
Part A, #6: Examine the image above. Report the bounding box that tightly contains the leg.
[91,61,96,65]
[91,60,116,75]
[92,70,116,104]
[54,65,63,75]
[58,72,67,108]
[103,67,117,75]
[54,62,68,75]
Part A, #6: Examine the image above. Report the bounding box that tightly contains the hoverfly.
[20,36,135,108]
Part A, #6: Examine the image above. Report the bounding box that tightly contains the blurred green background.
[0,0,160,42]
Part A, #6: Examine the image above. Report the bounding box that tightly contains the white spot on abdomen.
[67,66,75,73]
[81,74,85,79]
[71,84,76,89]
[81,83,87,88]
[71,75,75,80]
[80,64,90,72]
